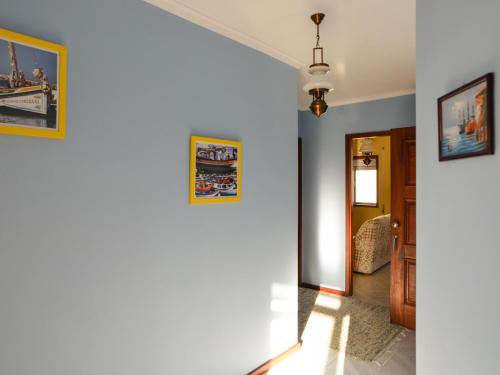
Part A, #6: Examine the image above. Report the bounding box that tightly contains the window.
[353,156,378,206]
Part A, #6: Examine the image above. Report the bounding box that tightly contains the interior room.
[1,1,499,375]
[351,135,392,308]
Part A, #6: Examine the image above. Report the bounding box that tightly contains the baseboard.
[300,282,346,296]
[246,341,302,375]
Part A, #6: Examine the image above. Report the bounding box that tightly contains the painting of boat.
[213,177,237,196]
[190,136,241,204]
[0,85,50,115]
[0,28,66,138]
[195,181,219,197]
[218,184,237,196]
[438,73,494,161]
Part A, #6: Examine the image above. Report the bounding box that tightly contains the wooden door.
[298,138,302,285]
[390,127,416,330]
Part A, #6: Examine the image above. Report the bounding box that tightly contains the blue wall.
[299,94,415,290]
[417,1,500,373]
[0,1,298,374]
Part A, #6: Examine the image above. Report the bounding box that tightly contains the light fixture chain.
[316,24,320,48]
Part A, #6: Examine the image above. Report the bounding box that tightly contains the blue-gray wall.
[0,1,298,374]
[417,1,500,374]
[299,95,415,290]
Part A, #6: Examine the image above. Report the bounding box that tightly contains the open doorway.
[346,128,416,330]
[345,131,391,307]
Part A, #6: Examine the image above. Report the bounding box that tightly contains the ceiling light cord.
[316,24,321,48]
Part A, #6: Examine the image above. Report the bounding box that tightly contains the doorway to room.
[346,128,416,329]
[346,131,392,309]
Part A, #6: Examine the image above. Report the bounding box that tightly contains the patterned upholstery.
[354,214,391,274]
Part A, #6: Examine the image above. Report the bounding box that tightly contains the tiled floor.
[268,331,415,375]
[268,264,415,375]
[353,264,391,307]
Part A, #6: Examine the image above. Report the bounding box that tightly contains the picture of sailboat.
[0,28,66,138]
[438,73,493,161]
[1,40,55,119]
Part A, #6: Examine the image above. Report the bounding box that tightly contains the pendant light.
[303,13,334,117]
[359,138,375,166]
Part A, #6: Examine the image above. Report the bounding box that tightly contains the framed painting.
[438,73,494,161]
[189,135,241,204]
[0,28,67,139]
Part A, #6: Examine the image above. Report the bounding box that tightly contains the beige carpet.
[299,287,403,362]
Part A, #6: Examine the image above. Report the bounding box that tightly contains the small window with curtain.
[353,156,378,207]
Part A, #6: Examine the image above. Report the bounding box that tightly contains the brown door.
[298,138,302,285]
[390,127,416,330]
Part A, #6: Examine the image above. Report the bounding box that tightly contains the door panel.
[390,127,416,330]
[405,260,417,306]
[405,140,416,185]
[405,200,416,245]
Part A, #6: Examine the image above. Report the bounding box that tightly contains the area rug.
[298,287,403,362]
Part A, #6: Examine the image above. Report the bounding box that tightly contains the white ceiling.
[146,0,416,110]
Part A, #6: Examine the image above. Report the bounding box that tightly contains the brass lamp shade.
[309,89,328,117]
[310,99,328,118]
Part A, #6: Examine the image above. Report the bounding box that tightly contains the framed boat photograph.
[189,135,241,204]
[438,73,494,161]
[0,28,67,139]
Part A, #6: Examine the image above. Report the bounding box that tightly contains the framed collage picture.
[189,136,241,204]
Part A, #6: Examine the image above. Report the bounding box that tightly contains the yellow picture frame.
[190,135,242,204]
[0,28,67,139]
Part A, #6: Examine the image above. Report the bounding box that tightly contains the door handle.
[392,220,399,252]
[392,234,399,252]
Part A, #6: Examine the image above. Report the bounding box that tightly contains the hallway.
[268,286,415,375]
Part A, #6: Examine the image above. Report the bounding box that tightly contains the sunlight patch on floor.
[269,312,336,375]
[269,293,340,375]
[335,314,351,375]
[269,283,298,357]
[315,293,342,310]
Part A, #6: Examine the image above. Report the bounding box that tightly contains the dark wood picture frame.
[438,73,494,161]
[352,155,379,207]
